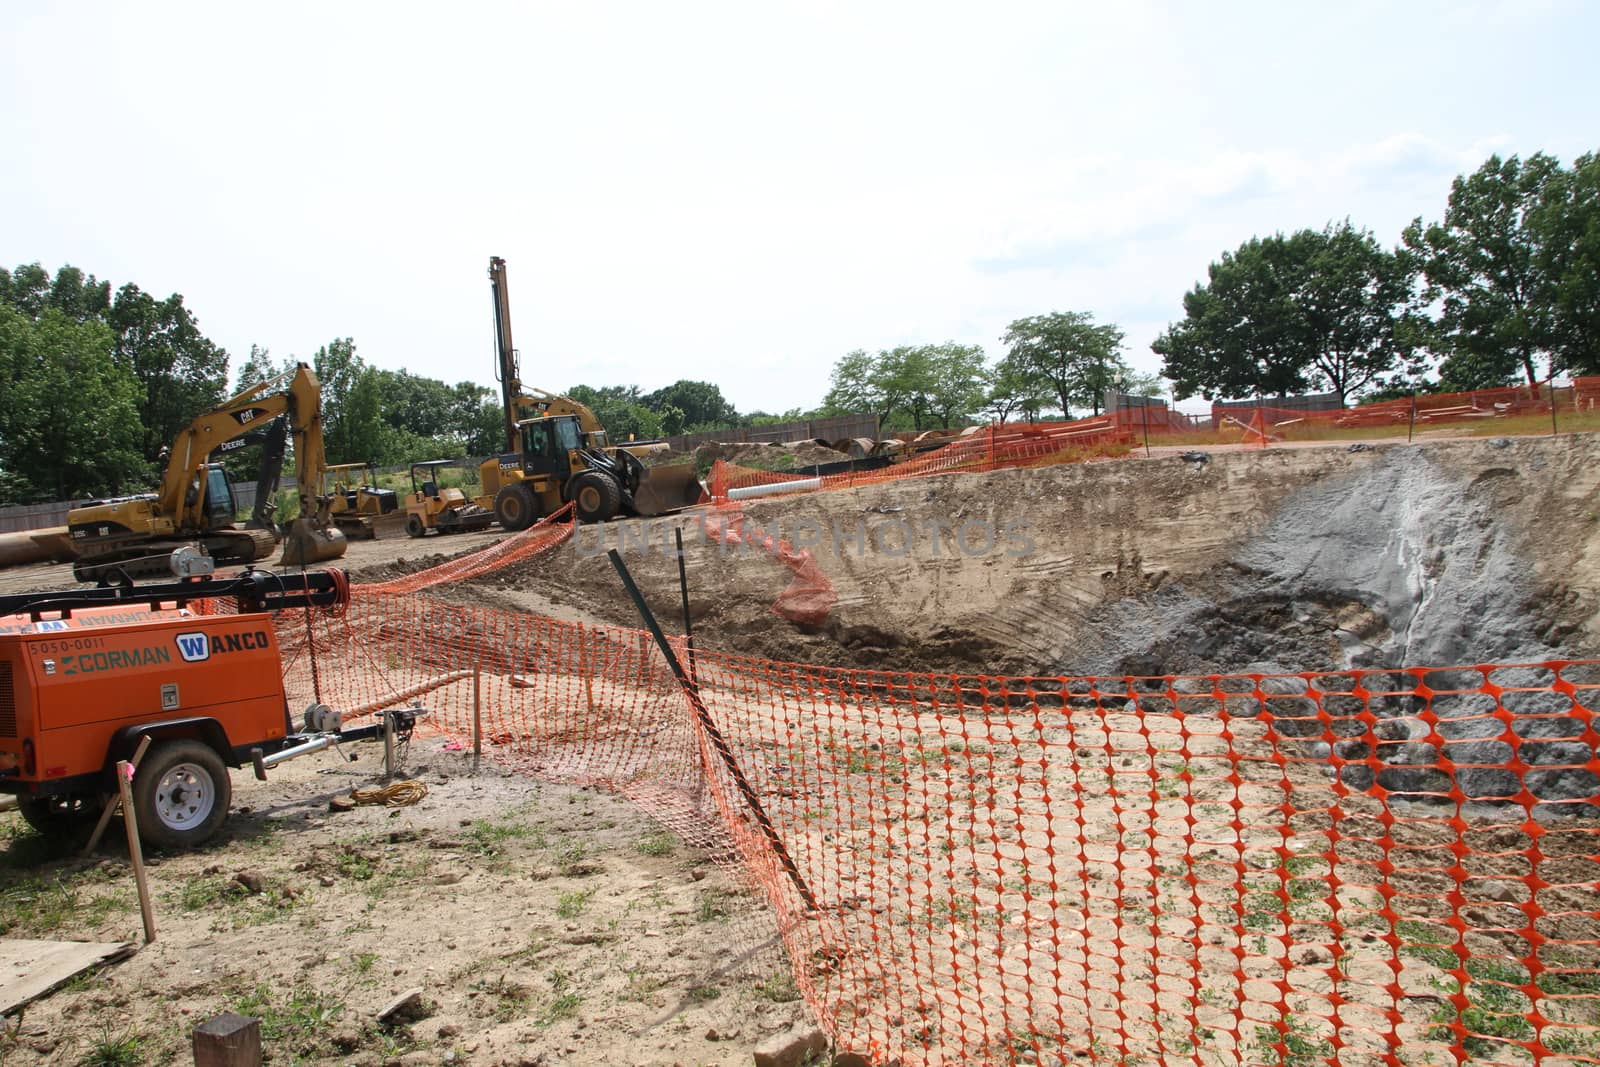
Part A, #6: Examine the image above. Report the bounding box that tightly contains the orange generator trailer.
[0,569,414,848]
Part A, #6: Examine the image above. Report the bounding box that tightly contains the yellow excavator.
[66,363,349,581]
[476,257,704,529]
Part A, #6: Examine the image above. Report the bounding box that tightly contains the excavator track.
[71,528,277,584]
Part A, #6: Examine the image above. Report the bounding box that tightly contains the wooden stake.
[472,661,482,765]
[192,1012,261,1067]
[116,759,156,944]
[84,735,151,857]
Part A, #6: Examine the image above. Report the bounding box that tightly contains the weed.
[473,974,530,1023]
[0,874,126,937]
[556,889,595,920]
[335,849,377,881]
[539,970,581,1025]
[466,818,535,858]
[556,839,589,875]
[1252,1014,1333,1067]
[175,877,231,911]
[688,983,721,1002]
[755,969,801,1002]
[77,1026,143,1067]
[228,983,346,1053]
[352,952,379,975]
[1425,960,1537,1056]
[694,888,729,923]
[621,966,667,1004]
[635,831,675,857]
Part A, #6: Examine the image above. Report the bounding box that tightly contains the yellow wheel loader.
[404,461,496,537]
[478,256,704,530]
[66,363,348,581]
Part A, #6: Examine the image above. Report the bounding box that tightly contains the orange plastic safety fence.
[699,506,837,626]
[359,503,576,594]
[257,541,1600,1067]
[710,421,1135,501]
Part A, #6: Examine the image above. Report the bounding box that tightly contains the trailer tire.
[18,792,105,838]
[133,740,231,850]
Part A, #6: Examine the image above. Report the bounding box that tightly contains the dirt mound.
[461,435,1600,678]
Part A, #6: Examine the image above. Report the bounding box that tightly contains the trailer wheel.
[134,740,231,849]
[18,792,105,837]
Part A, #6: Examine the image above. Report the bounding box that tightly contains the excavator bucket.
[630,463,706,517]
[279,517,348,566]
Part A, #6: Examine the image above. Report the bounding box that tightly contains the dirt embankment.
[456,435,1600,678]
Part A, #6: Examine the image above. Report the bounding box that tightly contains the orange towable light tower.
[0,569,415,848]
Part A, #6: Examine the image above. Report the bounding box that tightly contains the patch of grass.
[621,966,667,1004]
[556,889,595,920]
[538,970,581,1025]
[1253,1014,1333,1067]
[175,876,231,911]
[228,983,346,1052]
[687,983,721,1002]
[77,1026,143,1067]
[694,888,730,923]
[755,969,801,1002]
[0,873,127,937]
[472,974,530,1024]
[466,817,537,858]
[556,839,589,875]
[335,848,378,881]
[352,952,379,975]
[635,830,675,857]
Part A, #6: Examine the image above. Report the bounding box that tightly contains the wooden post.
[83,735,151,856]
[578,628,597,717]
[192,1013,262,1067]
[116,760,156,943]
[472,661,482,765]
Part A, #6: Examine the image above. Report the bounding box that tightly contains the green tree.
[641,380,738,430]
[566,384,665,441]
[233,345,289,390]
[1155,223,1416,405]
[0,262,111,321]
[1534,152,1600,374]
[1403,153,1565,388]
[0,306,145,502]
[1002,312,1127,417]
[821,349,900,426]
[313,338,385,464]
[108,284,231,459]
[983,352,1054,422]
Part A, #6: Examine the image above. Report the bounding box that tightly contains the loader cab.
[517,415,584,479]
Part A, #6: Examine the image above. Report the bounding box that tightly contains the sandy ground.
[3,432,1599,1066]
[0,739,808,1066]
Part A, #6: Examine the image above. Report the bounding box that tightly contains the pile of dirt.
[692,440,849,470]
[466,435,1600,680]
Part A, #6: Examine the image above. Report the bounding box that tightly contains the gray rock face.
[1051,446,1594,812]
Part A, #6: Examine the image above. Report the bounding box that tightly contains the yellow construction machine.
[404,460,496,537]
[66,363,348,581]
[477,257,704,530]
[324,461,399,539]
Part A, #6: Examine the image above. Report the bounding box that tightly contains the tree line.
[0,264,789,506]
[823,148,1600,427]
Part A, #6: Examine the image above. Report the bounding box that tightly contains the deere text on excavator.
[66,363,349,581]
[475,257,704,530]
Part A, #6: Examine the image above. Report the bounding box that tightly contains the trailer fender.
[106,718,235,773]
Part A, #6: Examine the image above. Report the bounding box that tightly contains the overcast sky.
[3,1,1595,415]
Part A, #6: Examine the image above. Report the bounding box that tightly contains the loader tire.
[133,740,231,850]
[495,484,539,532]
[569,471,622,524]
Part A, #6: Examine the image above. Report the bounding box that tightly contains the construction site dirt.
[2,432,1600,1065]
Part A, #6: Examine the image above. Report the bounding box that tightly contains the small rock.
[433,872,466,886]
[29,1039,55,1054]
[330,1025,364,1053]
[320,876,335,887]
[753,1025,827,1067]
[233,870,267,895]
[437,1023,462,1039]
[329,795,356,813]
[705,1027,720,1040]
[690,868,708,882]
[376,987,429,1025]
[202,864,223,876]
[833,1053,874,1067]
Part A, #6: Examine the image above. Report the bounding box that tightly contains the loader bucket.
[630,463,706,517]
[280,517,348,566]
